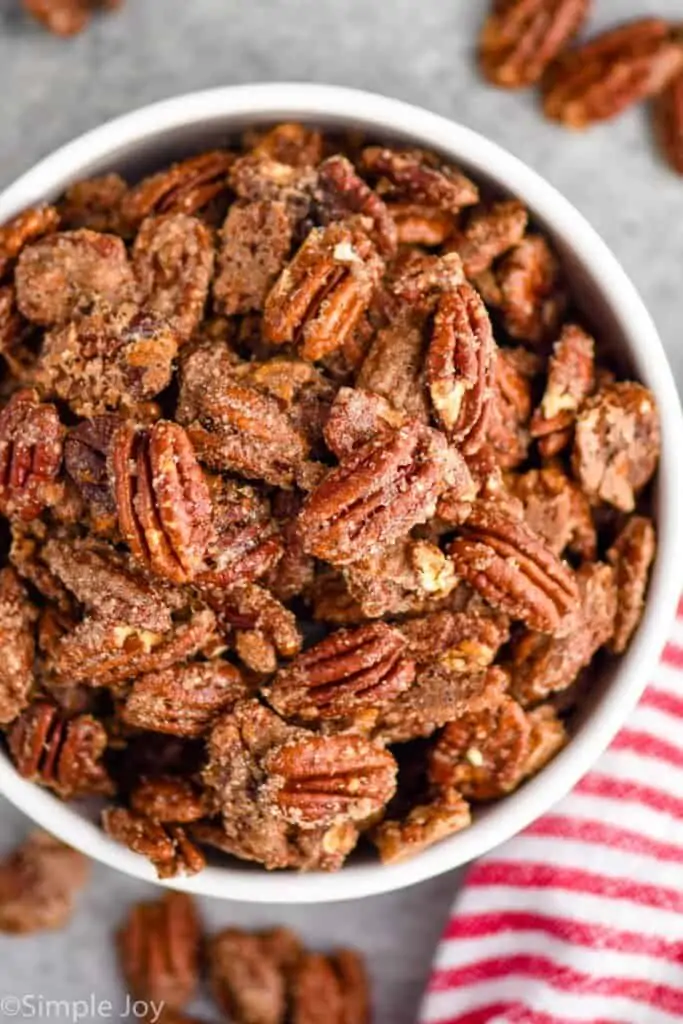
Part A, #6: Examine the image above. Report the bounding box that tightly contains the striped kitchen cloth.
[420,598,683,1024]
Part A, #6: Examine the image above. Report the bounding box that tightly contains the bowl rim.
[1,82,681,904]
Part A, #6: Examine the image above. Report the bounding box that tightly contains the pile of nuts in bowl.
[0,122,659,877]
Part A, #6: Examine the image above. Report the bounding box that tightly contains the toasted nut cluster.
[0,125,660,877]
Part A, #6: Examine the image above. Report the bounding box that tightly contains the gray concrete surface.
[0,1,682,1021]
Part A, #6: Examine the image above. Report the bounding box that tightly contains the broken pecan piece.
[607,516,656,654]
[480,0,591,88]
[449,500,579,633]
[123,660,248,737]
[0,388,64,521]
[64,415,119,524]
[110,420,212,583]
[117,891,202,1009]
[103,807,206,878]
[481,346,539,472]
[266,623,415,724]
[263,222,383,362]
[0,831,89,934]
[316,154,398,256]
[507,463,597,560]
[447,200,528,277]
[361,146,479,212]
[121,150,235,227]
[213,200,293,316]
[372,788,471,864]
[530,323,595,455]
[544,18,683,128]
[0,567,37,725]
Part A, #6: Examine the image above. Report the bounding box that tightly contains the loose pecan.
[372,788,471,864]
[449,500,579,633]
[480,0,591,88]
[0,204,59,280]
[14,229,135,326]
[530,324,595,455]
[123,660,248,737]
[133,213,214,343]
[59,174,129,234]
[0,567,37,724]
[607,516,656,654]
[117,891,202,1009]
[213,200,294,316]
[288,949,371,1024]
[447,200,528,277]
[0,389,64,521]
[544,18,683,128]
[316,154,398,256]
[655,70,683,174]
[130,777,207,823]
[506,463,597,560]
[571,381,660,512]
[103,807,206,878]
[266,623,415,724]
[361,147,479,212]
[8,701,113,798]
[0,831,89,934]
[263,222,383,362]
[209,928,293,1024]
[121,151,235,227]
[23,0,121,36]
[110,420,212,583]
[425,282,496,452]
[297,421,463,566]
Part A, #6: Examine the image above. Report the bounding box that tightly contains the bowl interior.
[0,85,681,903]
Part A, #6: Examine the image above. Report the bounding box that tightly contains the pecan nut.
[0,567,37,725]
[507,463,597,560]
[0,389,64,521]
[361,146,479,212]
[607,516,656,654]
[263,222,383,362]
[543,18,683,128]
[481,346,539,471]
[655,70,683,174]
[265,622,415,724]
[530,323,595,456]
[110,420,212,583]
[213,199,293,316]
[480,0,591,88]
[447,199,528,277]
[103,807,206,879]
[0,831,89,935]
[64,415,119,522]
[59,173,128,234]
[425,282,496,452]
[130,777,207,824]
[0,204,60,279]
[121,151,235,228]
[209,927,296,1024]
[248,122,323,167]
[372,788,471,864]
[316,154,398,256]
[448,500,579,633]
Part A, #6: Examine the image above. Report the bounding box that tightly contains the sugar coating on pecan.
[210,927,290,1024]
[447,200,528,276]
[507,463,597,560]
[361,146,479,213]
[213,200,293,316]
[530,323,595,455]
[0,205,60,280]
[316,154,398,256]
[59,174,129,234]
[129,776,207,824]
[0,388,64,521]
[0,831,89,935]
[607,515,656,654]
[481,346,539,472]
[0,568,37,725]
[121,151,235,228]
[103,807,206,879]
[372,788,471,864]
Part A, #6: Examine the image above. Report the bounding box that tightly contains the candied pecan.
[289,949,371,1024]
[482,346,539,471]
[0,831,89,934]
[0,567,37,724]
[429,696,532,800]
[133,214,214,343]
[655,70,683,174]
[209,928,291,1024]
[446,200,528,277]
[361,146,478,212]
[123,660,248,737]
[356,312,430,422]
[316,154,397,256]
[478,235,565,346]
[43,537,173,632]
[51,608,217,687]
[0,204,59,279]
[480,0,591,88]
[530,324,595,455]
[249,122,324,167]
[130,777,206,823]
[607,516,656,654]
[372,788,471,864]
[449,500,579,634]
[117,891,201,1009]
[103,807,205,878]
[508,561,617,706]
[263,222,383,362]
[0,388,64,521]
[8,701,113,798]
[38,304,178,417]
[59,173,128,234]
[571,382,660,512]
[297,421,463,566]
[507,463,597,560]
[121,151,235,227]
[375,665,508,744]
[213,200,293,316]
[266,623,415,724]
[9,519,72,609]
[14,229,135,326]
[425,282,496,452]
[213,581,302,674]
[390,203,455,247]
[0,284,24,354]
[400,606,510,673]
[110,420,212,583]
[230,152,316,223]
[311,572,368,626]
[524,704,568,777]
[64,414,119,524]
[544,18,683,128]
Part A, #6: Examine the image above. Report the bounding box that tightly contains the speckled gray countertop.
[1,1,682,1021]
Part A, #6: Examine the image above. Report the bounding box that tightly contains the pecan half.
[130,777,207,823]
[117,891,202,1009]
[530,323,595,455]
[110,420,212,583]
[571,382,660,512]
[121,151,235,228]
[399,605,510,673]
[448,500,579,633]
[297,421,463,566]
[544,18,683,128]
[607,516,656,654]
[655,70,683,174]
[0,567,37,724]
[390,203,455,247]
[0,204,59,280]
[213,581,302,673]
[123,660,248,737]
[0,831,89,935]
[480,0,591,88]
[248,122,324,167]
[266,623,415,724]
[14,229,135,325]
[0,389,64,521]
[447,200,528,277]
[425,282,496,452]
[356,313,430,423]
[341,539,458,620]
[480,346,539,472]
[103,807,206,878]
[316,154,398,256]
[209,927,294,1024]
[59,174,128,234]
[263,222,383,362]
[507,463,597,560]
[361,147,479,212]
[372,788,471,864]
[8,701,113,798]
[213,200,293,316]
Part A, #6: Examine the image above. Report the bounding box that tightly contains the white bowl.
[1,84,681,904]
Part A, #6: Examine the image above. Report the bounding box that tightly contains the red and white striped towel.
[420,599,683,1024]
